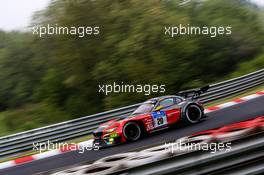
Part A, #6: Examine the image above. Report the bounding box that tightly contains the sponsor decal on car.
[151,111,168,128]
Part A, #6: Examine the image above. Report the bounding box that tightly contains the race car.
[93,86,209,147]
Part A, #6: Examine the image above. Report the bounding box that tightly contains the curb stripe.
[217,101,237,108]
[0,161,16,169]
[14,156,34,164]
[206,106,220,111]
[32,150,61,160]
[256,91,264,95]
[60,144,78,153]
[241,94,260,101]
[232,98,245,103]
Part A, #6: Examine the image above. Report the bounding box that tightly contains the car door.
[166,97,183,124]
[151,98,175,129]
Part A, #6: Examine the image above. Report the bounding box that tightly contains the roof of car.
[148,95,183,102]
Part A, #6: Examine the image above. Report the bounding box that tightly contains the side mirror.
[155,105,163,111]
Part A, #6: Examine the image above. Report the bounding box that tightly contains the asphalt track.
[2,95,264,175]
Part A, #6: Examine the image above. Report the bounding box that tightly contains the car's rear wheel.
[123,122,142,141]
[182,104,203,124]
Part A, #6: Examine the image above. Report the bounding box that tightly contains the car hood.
[96,113,146,131]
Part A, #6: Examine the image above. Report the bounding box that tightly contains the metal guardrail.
[113,133,264,175]
[0,69,264,157]
[43,116,264,175]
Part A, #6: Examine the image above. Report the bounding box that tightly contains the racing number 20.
[157,117,164,125]
[152,111,168,128]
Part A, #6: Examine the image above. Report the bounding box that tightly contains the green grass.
[0,103,71,137]
[0,113,8,136]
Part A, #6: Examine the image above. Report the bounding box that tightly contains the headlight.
[106,127,117,133]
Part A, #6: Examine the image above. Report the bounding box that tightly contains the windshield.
[133,102,155,114]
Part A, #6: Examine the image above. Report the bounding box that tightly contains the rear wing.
[177,85,209,99]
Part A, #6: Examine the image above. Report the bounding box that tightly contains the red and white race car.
[93,86,209,147]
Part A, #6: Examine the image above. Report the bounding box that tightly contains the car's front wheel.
[123,122,142,141]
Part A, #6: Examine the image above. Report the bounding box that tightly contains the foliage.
[0,0,263,134]
[0,103,70,136]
